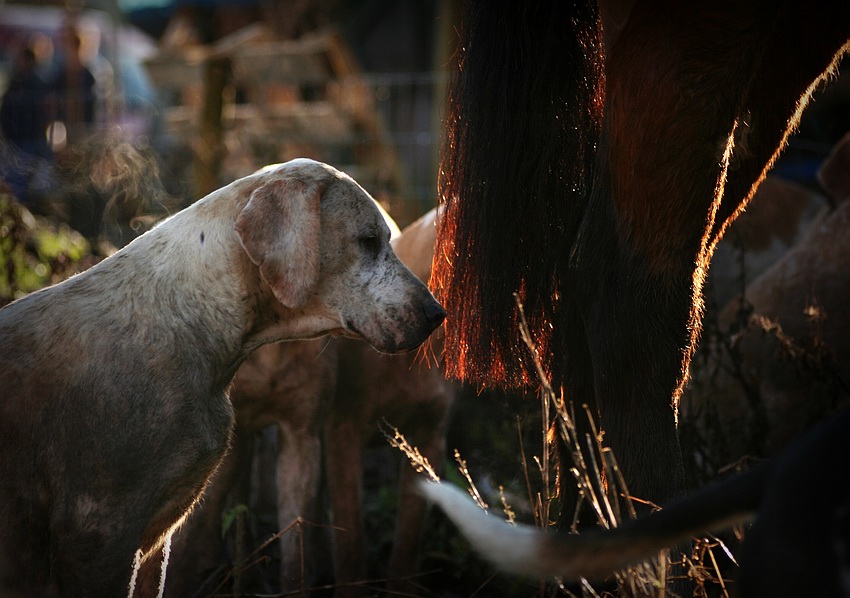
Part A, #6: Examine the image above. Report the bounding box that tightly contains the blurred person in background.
[50,22,97,146]
[0,38,54,207]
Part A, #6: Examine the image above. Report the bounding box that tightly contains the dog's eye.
[358,235,382,258]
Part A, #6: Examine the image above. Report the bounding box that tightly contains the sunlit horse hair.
[433,0,604,388]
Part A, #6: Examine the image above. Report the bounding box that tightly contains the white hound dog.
[0,158,445,597]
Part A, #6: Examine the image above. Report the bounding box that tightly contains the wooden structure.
[144,25,415,224]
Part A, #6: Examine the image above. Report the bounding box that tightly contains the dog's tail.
[419,465,769,581]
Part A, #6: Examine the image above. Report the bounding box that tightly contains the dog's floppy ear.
[236,178,321,308]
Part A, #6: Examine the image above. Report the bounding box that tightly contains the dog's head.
[236,159,445,353]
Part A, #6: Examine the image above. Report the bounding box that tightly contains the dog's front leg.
[277,420,324,593]
[387,407,450,595]
[325,418,368,598]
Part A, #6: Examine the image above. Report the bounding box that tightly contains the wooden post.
[193,55,230,198]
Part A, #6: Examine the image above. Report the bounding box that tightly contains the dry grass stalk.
[381,419,440,481]
[454,448,489,511]
[384,295,738,596]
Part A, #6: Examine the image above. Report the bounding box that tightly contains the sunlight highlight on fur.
[127,548,143,598]
[157,530,173,598]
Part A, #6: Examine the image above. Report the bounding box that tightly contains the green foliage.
[0,193,92,304]
[221,504,251,539]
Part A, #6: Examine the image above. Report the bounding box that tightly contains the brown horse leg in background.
[585,1,850,509]
[434,0,850,524]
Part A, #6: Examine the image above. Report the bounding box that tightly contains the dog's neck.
[125,192,265,382]
[1,179,332,393]
[0,189,259,393]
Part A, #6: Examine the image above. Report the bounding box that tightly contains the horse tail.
[432,0,605,387]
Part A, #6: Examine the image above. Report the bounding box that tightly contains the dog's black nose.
[423,300,447,326]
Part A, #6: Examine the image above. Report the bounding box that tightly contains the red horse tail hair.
[432,0,605,388]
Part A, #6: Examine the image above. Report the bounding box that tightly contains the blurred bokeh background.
[1,2,849,596]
